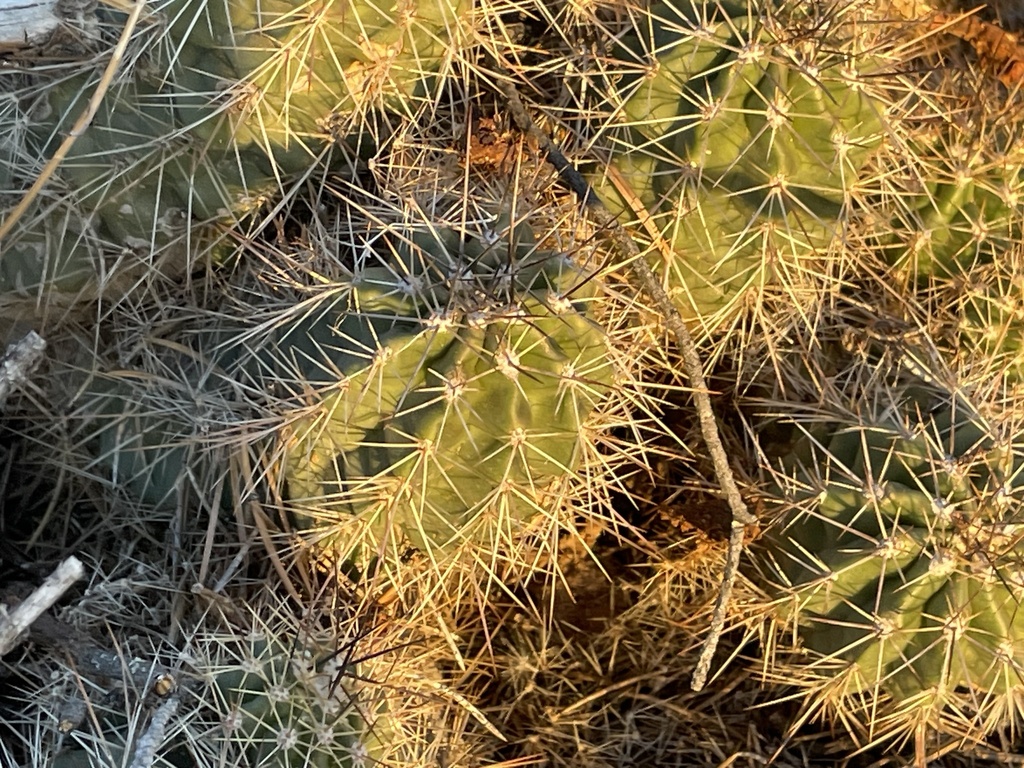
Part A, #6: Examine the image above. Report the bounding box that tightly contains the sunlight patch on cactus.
[754,366,1024,749]
[589,0,887,335]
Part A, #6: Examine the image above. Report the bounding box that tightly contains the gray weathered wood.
[0,0,60,47]
[0,556,84,656]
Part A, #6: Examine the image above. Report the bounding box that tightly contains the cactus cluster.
[756,379,1024,743]
[0,0,466,319]
[592,1,884,328]
[15,0,1024,763]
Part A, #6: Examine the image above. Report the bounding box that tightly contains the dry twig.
[127,694,180,768]
[0,555,84,655]
[496,82,754,692]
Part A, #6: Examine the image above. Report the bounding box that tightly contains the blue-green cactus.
[757,381,1024,742]
[1,0,467,317]
[594,1,885,325]
[210,634,384,768]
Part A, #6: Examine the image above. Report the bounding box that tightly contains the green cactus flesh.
[945,264,1024,385]
[30,73,276,217]
[1,0,465,313]
[762,389,1024,718]
[166,0,466,161]
[76,374,233,512]
[0,207,108,301]
[280,258,612,551]
[881,167,1022,280]
[71,222,612,553]
[211,635,384,768]
[593,2,884,325]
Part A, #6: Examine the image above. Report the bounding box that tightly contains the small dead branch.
[2,567,175,703]
[0,554,83,655]
[496,82,755,693]
[128,694,180,768]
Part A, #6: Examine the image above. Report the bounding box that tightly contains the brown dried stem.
[496,81,754,692]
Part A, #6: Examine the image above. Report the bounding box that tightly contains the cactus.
[282,278,610,551]
[166,0,467,159]
[756,380,1024,744]
[262,223,613,552]
[879,153,1023,281]
[2,79,273,316]
[1,0,466,318]
[37,597,393,768]
[592,1,884,327]
[73,374,234,511]
[66,217,612,555]
[207,634,385,768]
[941,262,1024,386]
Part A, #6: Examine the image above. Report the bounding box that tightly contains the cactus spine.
[593,1,884,328]
[756,379,1024,744]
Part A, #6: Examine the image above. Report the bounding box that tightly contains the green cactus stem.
[593,1,884,327]
[758,382,1024,743]
[279,244,612,552]
[68,219,612,556]
[210,635,384,768]
[881,166,1022,281]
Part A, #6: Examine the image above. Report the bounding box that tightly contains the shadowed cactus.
[592,0,885,329]
[755,378,1024,746]
[30,588,412,768]
[75,374,235,512]
[880,153,1023,281]
[206,633,385,768]
[2,72,274,315]
[0,0,467,320]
